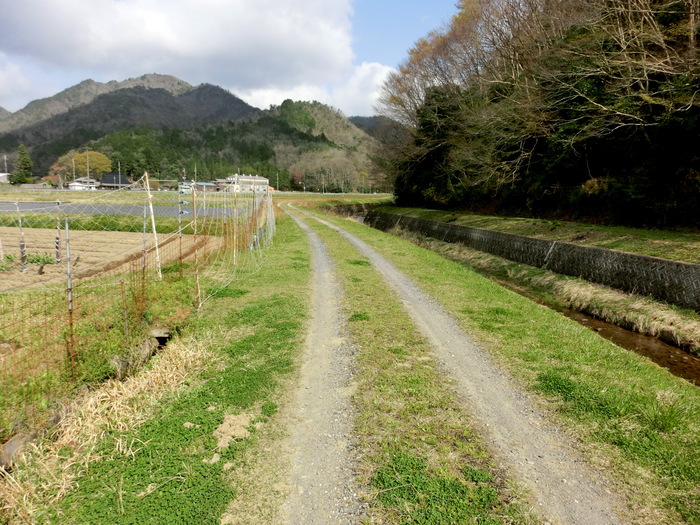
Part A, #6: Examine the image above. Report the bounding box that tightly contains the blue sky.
[0,0,458,117]
[352,0,457,68]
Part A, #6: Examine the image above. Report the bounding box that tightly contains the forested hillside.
[378,0,700,227]
[0,73,384,192]
[0,84,260,175]
[51,100,382,192]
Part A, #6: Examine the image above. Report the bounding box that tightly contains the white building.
[0,173,9,184]
[68,177,101,191]
[218,174,269,193]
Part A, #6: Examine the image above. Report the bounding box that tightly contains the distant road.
[0,201,231,218]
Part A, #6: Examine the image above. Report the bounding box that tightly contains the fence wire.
[0,178,275,439]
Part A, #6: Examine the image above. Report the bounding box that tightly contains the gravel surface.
[306,212,626,525]
[274,212,365,524]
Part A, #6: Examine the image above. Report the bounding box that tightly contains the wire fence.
[0,175,275,440]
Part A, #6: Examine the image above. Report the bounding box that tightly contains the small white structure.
[0,173,9,184]
[68,177,101,191]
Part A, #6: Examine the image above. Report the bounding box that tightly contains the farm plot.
[0,227,216,292]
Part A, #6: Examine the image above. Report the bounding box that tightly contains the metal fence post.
[65,217,75,375]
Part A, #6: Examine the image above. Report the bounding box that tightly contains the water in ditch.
[559,308,700,386]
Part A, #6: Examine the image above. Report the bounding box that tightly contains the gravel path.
[274,212,364,524]
[299,210,626,525]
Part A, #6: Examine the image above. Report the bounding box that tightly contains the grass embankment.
[310,209,700,525]
[0,213,311,524]
[383,206,700,264]
[370,206,700,354]
[300,212,534,524]
[0,268,198,443]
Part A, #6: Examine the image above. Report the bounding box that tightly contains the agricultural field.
[0,227,213,291]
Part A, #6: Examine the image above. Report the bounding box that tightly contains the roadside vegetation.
[0,212,311,524]
[369,206,700,355]
[381,206,700,264]
[3,196,699,524]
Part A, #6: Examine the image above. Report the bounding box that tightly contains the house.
[101,172,132,190]
[194,182,218,192]
[68,177,101,191]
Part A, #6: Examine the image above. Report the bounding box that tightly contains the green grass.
[25,253,55,265]
[372,452,501,524]
[0,212,200,234]
[0,268,198,441]
[311,208,700,524]
[47,215,311,524]
[8,198,699,523]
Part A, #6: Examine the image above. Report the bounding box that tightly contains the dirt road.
[274,213,364,524]
[271,206,626,525]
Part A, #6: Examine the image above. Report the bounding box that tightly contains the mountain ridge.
[0,74,194,133]
[0,74,389,190]
[0,82,261,174]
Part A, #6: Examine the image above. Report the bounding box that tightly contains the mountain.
[0,75,388,191]
[0,74,193,133]
[279,100,374,151]
[0,83,261,174]
[349,115,409,144]
[350,116,394,138]
[0,106,10,121]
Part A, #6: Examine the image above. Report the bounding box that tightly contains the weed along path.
[290,206,625,525]
[274,212,363,523]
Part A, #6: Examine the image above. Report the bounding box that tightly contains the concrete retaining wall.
[365,210,700,310]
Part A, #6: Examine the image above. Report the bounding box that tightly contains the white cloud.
[0,0,389,115]
[237,62,394,116]
[236,84,332,111]
[0,1,353,88]
[330,61,394,116]
[0,55,32,111]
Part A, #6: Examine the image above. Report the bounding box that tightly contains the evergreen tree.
[10,144,33,184]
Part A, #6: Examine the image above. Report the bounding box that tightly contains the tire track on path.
[274,210,364,524]
[299,208,625,525]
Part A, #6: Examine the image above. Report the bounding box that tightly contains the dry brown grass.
[0,227,219,291]
[545,277,700,350]
[0,332,221,524]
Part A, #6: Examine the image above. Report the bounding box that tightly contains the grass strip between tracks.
[308,207,700,525]
[303,213,535,524]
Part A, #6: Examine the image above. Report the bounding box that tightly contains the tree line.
[378,0,700,227]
